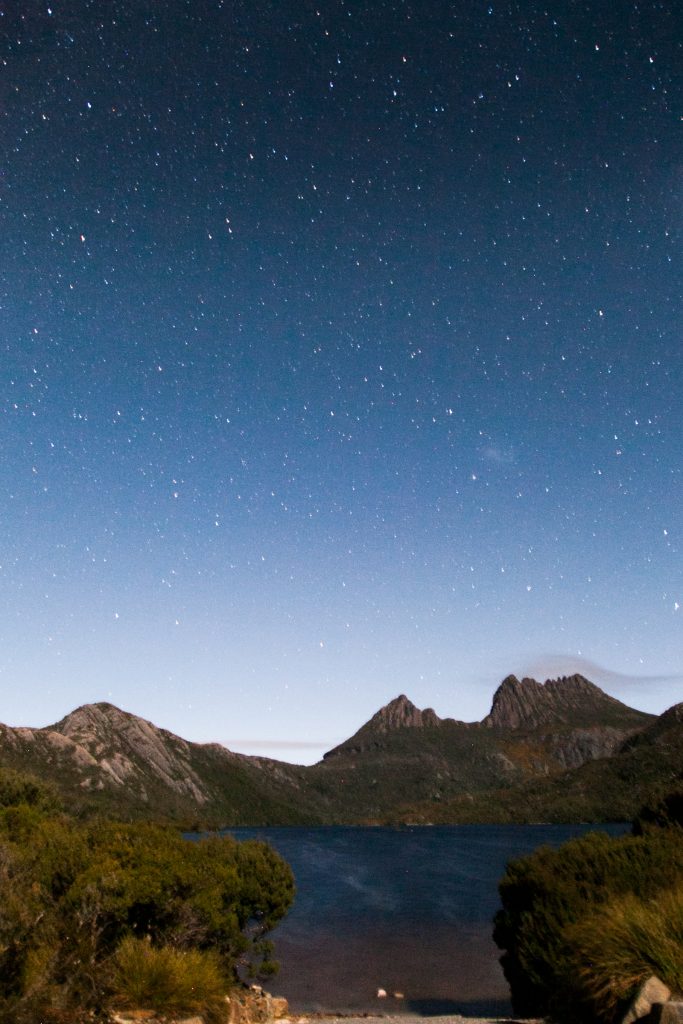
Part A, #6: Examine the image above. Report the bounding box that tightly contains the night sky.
[1,1,681,763]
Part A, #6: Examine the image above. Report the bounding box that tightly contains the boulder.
[651,1003,683,1023]
[621,976,671,1024]
[270,997,290,1019]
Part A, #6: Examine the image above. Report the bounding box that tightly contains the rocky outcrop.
[53,703,208,802]
[321,693,446,761]
[482,674,648,730]
[111,987,289,1024]
[547,726,636,769]
[366,694,443,733]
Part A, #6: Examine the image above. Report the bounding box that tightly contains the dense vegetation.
[0,768,295,1023]
[494,792,683,1023]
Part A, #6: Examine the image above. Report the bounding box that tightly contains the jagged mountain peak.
[482,673,644,730]
[369,694,443,733]
[321,694,443,761]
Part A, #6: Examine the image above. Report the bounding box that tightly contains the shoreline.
[306,1015,541,1024]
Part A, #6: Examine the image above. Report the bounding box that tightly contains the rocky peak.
[51,702,205,799]
[368,694,442,734]
[482,673,629,730]
[54,702,135,741]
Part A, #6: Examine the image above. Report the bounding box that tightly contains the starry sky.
[1,1,681,763]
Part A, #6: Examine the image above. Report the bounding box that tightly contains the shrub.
[0,816,294,1022]
[0,768,59,813]
[493,828,683,1021]
[112,936,228,1020]
[633,790,683,834]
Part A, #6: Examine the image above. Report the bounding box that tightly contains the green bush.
[493,827,683,1021]
[0,768,59,813]
[0,815,294,1022]
[112,936,228,1020]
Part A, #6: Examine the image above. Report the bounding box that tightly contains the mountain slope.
[304,675,653,821]
[0,703,321,825]
[396,702,683,825]
[0,676,665,825]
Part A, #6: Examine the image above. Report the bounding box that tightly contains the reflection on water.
[223,823,627,1015]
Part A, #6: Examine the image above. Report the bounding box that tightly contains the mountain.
[397,700,683,825]
[0,702,319,825]
[0,675,671,825]
[482,673,644,729]
[306,674,653,820]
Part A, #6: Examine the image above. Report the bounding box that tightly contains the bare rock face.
[652,1003,683,1023]
[483,673,636,730]
[321,693,445,761]
[547,726,633,769]
[368,694,443,733]
[52,702,208,803]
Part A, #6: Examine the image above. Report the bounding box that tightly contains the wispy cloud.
[519,654,683,688]
[479,443,516,466]
[224,739,332,751]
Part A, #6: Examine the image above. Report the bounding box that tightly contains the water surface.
[226,823,627,1016]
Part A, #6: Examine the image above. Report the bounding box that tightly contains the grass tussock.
[567,885,683,1022]
[112,936,229,1020]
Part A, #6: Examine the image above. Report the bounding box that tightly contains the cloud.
[224,739,332,751]
[519,654,683,688]
[479,444,516,465]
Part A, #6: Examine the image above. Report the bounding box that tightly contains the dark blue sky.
[1,1,680,760]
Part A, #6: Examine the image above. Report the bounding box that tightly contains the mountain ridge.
[482,672,636,730]
[0,674,669,825]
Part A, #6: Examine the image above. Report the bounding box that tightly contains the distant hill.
[0,674,674,825]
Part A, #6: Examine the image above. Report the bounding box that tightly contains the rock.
[271,997,289,1018]
[369,695,443,734]
[225,989,277,1024]
[483,674,628,730]
[112,1013,157,1022]
[651,1003,683,1023]
[621,976,671,1024]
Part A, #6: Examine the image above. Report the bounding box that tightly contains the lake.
[225,823,628,1016]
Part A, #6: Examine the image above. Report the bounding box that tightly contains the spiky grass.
[568,885,683,1021]
[111,936,228,1020]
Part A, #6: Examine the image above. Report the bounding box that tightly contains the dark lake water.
[225,824,628,1017]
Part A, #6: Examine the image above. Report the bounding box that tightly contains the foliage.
[633,790,683,834]
[0,811,294,1022]
[565,885,683,1022]
[493,826,683,1021]
[0,767,59,811]
[112,936,228,1021]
